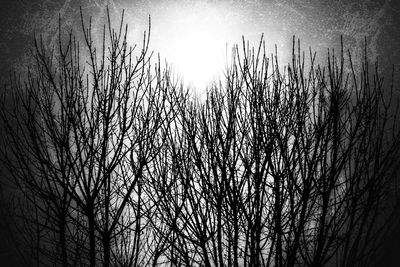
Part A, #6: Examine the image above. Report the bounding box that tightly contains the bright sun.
[166,18,226,91]
[146,3,240,95]
[127,1,289,96]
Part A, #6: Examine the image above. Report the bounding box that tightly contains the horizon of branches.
[1,9,400,267]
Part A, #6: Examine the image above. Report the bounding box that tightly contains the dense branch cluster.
[1,11,400,267]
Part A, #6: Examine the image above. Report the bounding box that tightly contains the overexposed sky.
[121,0,326,94]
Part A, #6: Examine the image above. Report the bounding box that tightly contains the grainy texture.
[0,1,399,266]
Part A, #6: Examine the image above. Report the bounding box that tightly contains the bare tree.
[1,8,172,267]
[1,7,400,267]
[151,36,400,267]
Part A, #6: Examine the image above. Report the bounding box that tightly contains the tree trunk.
[87,203,96,267]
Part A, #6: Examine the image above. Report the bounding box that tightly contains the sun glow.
[126,1,291,96]
[165,18,226,91]
[147,3,240,95]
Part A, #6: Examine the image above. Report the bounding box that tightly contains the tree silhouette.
[147,37,400,266]
[1,10,400,267]
[1,9,173,267]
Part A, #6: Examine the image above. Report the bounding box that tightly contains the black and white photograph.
[1,0,400,266]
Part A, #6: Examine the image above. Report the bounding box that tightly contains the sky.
[1,0,400,95]
[1,0,400,265]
